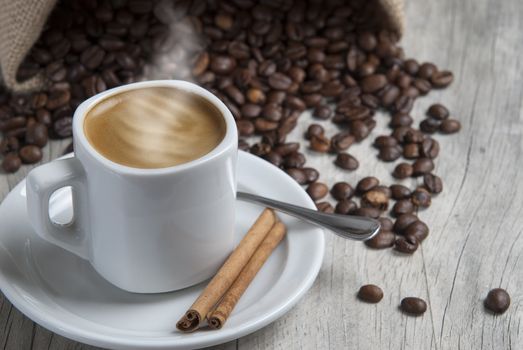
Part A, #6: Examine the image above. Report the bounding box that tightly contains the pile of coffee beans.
[0,0,461,256]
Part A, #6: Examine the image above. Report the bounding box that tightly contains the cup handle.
[26,157,89,260]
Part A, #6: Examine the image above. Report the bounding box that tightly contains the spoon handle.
[237,192,380,241]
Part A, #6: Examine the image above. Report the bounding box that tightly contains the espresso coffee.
[84,87,226,168]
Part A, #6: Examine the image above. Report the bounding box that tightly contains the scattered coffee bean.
[400,297,427,315]
[335,199,357,215]
[331,132,355,153]
[331,182,354,200]
[310,134,331,153]
[394,214,419,234]
[484,288,510,314]
[19,145,42,164]
[440,119,461,134]
[365,230,395,249]
[431,71,454,88]
[378,145,402,162]
[335,153,359,170]
[393,162,413,179]
[411,188,432,208]
[392,199,415,217]
[316,201,334,213]
[379,217,394,231]
[357,177,380,194]
[307,182,329,201]
[404,220,429,242]
[412,158,434,176]
[361,190,389,210]
[419,118,441,134]
[420,138,440,158]
[427,104,449,120]
[390,184,412,200]
[2,153,21,172]
[395,235,419,254]
[286,168,307,185]
[357,285,384,303]
[302,167,320,184]
[306,124,324,139]
[423,174,443,194]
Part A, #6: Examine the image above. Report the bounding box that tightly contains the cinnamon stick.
[207,221,287,329]
[176,208,276,332]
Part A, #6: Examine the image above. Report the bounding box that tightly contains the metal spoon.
[237,192,380,241]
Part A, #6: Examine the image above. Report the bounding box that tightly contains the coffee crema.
[84,87,226,169]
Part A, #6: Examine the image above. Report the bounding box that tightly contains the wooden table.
[1,0,522,348]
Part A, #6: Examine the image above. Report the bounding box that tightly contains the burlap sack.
[0,0,404,92]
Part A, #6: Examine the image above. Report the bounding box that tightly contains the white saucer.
[0,151,324,350]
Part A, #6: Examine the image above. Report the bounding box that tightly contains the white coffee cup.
[26,80,238,293]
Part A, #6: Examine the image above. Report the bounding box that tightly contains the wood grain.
[1,0,522,348]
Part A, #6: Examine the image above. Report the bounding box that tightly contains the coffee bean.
[313,105,332,120]
[31,93,48,109]
[316,201,334,213]
[0,136,19,155]
[246,88,266,104]
[440,119,461,134]
[357,284,383,303]
[80,45,105,70]
[484,288,510,314]
[210,55,237,74]
[25,123,48,147]
[431,70,454,88]
[274,142,300,156]
[394,95,414,114]
[286,168,307,185]
[392,126,412,143]
[379,217,394,231]
[418,62,437,80]
[413,78,431,95]
[334,153,359,170]
[331,182,354,200]
[403,143,420,159]
[390,113,413,128]
[392,199,415,217]
[19,145,42,164]
[335,199,357,215]
[390,184,411,200]
[2,152,22,172]
[262,152,283,167]
[420,138,440,158]
[250,142,271,157]
[411,188,431,208]
[424,174,443,194]
[1,116,26,132]
[356,177,379,194]
[310,134,331,153]
[237,120,254,136]
[284,152,305,168]
[36,109,52,126]
[46,89,70,110]
[353,207,381,219]
[268,73,293,91]
[307,182,329,200]
[361,190,389,210]
[45,61,67,82]
[357,32,377,52]
[302,167,319,184]
[412,158,434,176]
[331,132,355,153]
[404,129,424,144]
[420,118,441,134]
[400,297,427,315]
[395,235,419,254]
[350,120,370,141]
[361,74,387,93]
[306,124,324,139]
[365,230,395,249]
[427,104,449,120]
[393,163,413,179]
[404,220,429,242]
[394,213,419,234]
[53,117,73,138]
[378,145,402,162]
[374,135,398,148]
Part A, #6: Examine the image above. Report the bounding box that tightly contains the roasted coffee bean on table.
[0,1,460,264]
[357,284,384,303]
[400,297,427,315]
[484,288,511,314]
